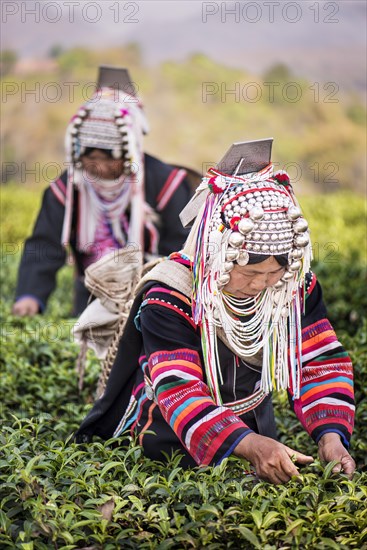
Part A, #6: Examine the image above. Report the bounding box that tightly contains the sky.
[2,0,366,92]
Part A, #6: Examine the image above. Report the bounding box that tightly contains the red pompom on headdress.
[208,175,227,194]
[272,170,291,186]
[229,216,241,230]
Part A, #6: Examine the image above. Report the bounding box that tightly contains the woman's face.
[223,256,286,298]
[80,149,125,180]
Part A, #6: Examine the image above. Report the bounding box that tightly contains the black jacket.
[15,153,195,313]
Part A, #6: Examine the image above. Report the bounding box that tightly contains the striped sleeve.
[292,272,355,447]
[155,168,187,212]
[50,175,67,206]
[140,285,252,466]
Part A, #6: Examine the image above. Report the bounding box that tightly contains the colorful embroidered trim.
[147,348,252,465]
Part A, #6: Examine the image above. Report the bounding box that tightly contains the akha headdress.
[62,66,149,252]
[65,66,148,170]
[181,139,312,406]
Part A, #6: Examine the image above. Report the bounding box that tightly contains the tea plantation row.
[1,191,366,549]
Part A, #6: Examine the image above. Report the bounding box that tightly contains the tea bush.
[1,189,366,548]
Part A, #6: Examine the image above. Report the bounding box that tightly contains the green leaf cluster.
[1,161,366,549]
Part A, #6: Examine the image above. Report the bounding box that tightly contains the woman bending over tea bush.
[76,140,355,484]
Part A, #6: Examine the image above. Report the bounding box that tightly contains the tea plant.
[1,191,366,548]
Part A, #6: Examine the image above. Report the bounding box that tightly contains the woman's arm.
[139,285,253,466]
[291,272,355,476]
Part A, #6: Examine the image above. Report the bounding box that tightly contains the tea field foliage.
[1,186,367,548]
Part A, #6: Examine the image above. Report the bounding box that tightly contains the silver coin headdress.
[181,139,312,405]
[65,66,148,175]
[62,67,149,249]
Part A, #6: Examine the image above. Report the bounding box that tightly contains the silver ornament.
[290,248,303,260]
[281,306,288,317]
[282,271,294,281]
[223,261,234,273]
[238,218,254,235]
[294,234,309,248]
[249,206,264,221]
[293,218,308,233]
[287,205,302,220]
[273,280,284,290]
[145,383,154,401]
[237,249,249,266]
[229,232,245,248]
[289,260,302,271]
[218,273,231,286]
[73,117,82,126]
[78,109,87,118]
[226,248,239,261]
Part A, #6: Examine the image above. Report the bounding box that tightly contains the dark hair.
[83,147,114,158]
[246,253,289,267]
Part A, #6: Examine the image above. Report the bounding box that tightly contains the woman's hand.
[318,432,356,478]
[234,432,314,484]
[12,297,40,317]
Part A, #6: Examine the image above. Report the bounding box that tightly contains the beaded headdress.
[65,66,148,174]
[181,139,312,405]
[62,67,149,251]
